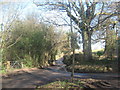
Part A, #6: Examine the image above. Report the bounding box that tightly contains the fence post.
[6,61,11,71]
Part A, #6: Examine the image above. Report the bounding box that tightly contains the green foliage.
[0,64,7,74]
[2,19,59,68]
[68,32,79,49]
[67,65,113,73]
[63,53,84,66]
[22,55,35,68]
[104,27,117,60]
[63,53,118,73]
[65,58,118,73]
[96,51,104,57]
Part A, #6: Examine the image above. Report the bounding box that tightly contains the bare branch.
[7,34,22,49]
[92,12,119,29]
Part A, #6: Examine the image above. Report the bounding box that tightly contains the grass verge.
[37,79,84,89]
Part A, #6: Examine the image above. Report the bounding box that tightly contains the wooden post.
[69,1,75,82]
[21,62,24,68]
[6,61,11,71]
[71,49,75,82]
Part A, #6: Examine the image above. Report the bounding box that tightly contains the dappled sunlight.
[1,0,120,89]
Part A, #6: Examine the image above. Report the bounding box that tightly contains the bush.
[63,53,84,66]
[0,64,7,74]
[63,53,118,73]
[96,51,104,57]
[2,20,58,68]
[66,65,113,73]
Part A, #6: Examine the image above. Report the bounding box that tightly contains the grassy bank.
[63,53,118,73]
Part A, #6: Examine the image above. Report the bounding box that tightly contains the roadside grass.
[38,79,84,89]
[37,78,116,89]
[0,65,7,74]
[65,59,118,73]
[67,64,112,73]
[63,49,118,73]
[0,69,7,74]
[0,67,17,75]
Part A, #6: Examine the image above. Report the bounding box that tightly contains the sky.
[1,0,118,50]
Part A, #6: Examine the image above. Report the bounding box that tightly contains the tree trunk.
[104,27,109,58]
[104,27,116,59]
[82,30,92,61]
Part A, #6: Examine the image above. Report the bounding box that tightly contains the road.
[2,68,70,88]
[1,57,120,88]
[2,57,69,88]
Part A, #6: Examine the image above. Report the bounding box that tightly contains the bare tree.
[0,2,28,65]
[34,0,119,61]
[0,2,27,49]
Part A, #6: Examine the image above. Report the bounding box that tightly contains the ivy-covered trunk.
[82,30,92,61]
[104,28,116,59]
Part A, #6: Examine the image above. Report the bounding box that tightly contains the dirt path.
[2,57,69,88]
[1,57,120,88]
[2,67,120,88]
[2,68,69,88]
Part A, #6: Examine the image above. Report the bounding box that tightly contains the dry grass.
[38,79,84,89]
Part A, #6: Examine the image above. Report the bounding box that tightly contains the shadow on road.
[2,57,120,88]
